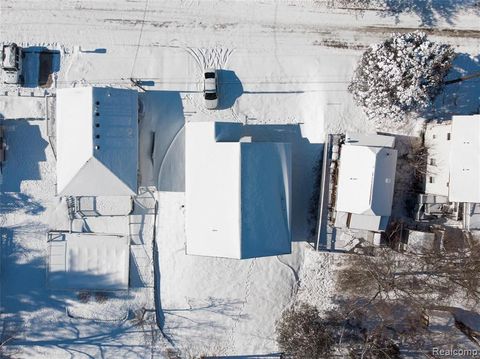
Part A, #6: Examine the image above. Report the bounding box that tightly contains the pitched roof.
[449,115,480,202]
[336,144,397,217]
[185,122,291,259]
[56,87,138,196]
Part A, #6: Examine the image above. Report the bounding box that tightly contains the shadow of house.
[217,123,324,242]
[1,120,48,192]
[21,46,61,88]
[382,0,480,26]
[217,69,243,110]
[376,133,425,220]
[138,91,186,191]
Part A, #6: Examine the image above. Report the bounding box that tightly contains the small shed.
[47,232,130,290]
[334,134,397,232]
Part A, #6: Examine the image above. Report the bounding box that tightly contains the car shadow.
[217,69,243,110]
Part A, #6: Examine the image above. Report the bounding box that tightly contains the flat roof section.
[47,232,130,290]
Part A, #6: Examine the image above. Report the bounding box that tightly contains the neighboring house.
[421,114,480,229]
[333,133,397,232]
[56,86,138,196]
[185,121,292,259]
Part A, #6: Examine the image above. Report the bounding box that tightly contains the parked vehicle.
[1,43,23,84]
[204,69,218,109]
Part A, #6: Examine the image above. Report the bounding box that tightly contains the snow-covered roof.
[424,122,452,198]
[449,115,480,202]
[345,132,396,148]
[185,122,291,259]
[336,144,397,216]
[56,87,138,196]
[47,232,130,290]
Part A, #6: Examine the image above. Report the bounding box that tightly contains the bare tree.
[276,303,334,359]
[339,234,480,309]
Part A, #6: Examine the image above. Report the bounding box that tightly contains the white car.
[204,69,218,109]
[2,43,23,84]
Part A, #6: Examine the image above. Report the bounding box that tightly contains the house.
[333,133,397,232]
[47,232,130,290]
[185,121,292,259]
[56,86,138,196]
[422,114,480,228]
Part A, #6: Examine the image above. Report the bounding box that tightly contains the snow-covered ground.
[1,0,479,357]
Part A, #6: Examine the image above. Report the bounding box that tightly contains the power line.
[130,0,149,79]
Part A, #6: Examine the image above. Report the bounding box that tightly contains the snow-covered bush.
[275,303,333,358]
[349,31,455,122]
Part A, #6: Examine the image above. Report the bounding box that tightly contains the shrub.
[276,303,334,359]
[348,31,455,122]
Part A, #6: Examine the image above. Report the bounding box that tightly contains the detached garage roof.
[185,122,291,259]
[336,145,397,217]
[449,115,480,203]
[47,232,129,290]
[56,87,138,196]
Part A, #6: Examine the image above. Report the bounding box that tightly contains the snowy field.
[1,0,480,358]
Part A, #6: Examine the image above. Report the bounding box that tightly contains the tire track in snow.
[184,46,243,121]
[185,47,234,71]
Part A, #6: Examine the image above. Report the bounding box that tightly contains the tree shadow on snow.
[422,53,480,121]
[1,120,48,192]
[161,297,249,339]
[0,226,144,358]
[202,355,283,359]
[381,0,480,26]
[0,192,46,215]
